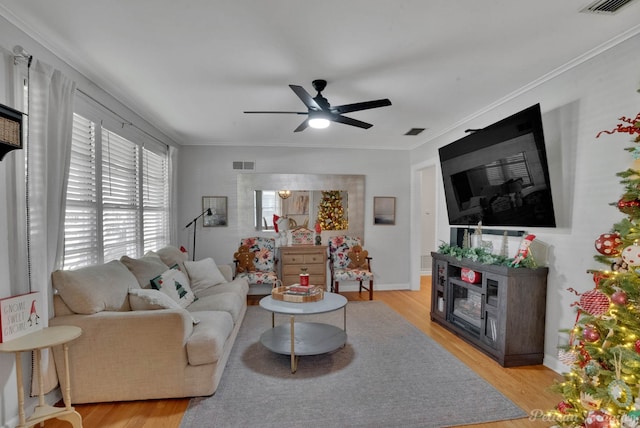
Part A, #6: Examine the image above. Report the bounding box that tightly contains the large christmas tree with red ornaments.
[548,111,640,427]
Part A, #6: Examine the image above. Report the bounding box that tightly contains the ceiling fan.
[244,79,392,132]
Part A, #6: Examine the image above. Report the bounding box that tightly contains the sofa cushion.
[156,246,188,273]
[52,260,135,314]
[150,265,197,309]
[187,291,244,323]
[194,277,249,300]
[184,257,227,294]
[186,310,234,365]
[120,252,168,288]
[129,288,182,310]
[128,289,200,324]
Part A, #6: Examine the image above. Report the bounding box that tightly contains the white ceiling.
[1,1,639,150]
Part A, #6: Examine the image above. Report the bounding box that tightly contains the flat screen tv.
[439,104,556,228]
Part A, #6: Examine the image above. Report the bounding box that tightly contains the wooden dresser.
[280,245,328,289]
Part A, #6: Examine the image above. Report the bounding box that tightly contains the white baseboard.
[543,353,565,375]
[335,282,410,292]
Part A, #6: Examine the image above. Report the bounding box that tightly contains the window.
[63,113,169,269]
[254,190,279,230]
[485,152,532,188]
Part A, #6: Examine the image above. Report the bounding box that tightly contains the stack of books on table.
[285,284,317,296]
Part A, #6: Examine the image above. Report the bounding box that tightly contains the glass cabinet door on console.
[448,279,482,336]
[481,275,500,350]
[431,259,448,323]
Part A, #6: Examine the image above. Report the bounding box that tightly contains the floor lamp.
[185,208,212,261]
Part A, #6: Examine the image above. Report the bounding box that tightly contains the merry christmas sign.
[0,292,42,343]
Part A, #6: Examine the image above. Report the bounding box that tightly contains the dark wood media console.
[430,252,548,367]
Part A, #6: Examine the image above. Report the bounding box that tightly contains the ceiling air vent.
[404,128,426,136]
[580,0,637,14]
[232,161,255,170]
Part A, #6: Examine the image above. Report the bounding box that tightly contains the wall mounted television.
[438,104,556,228]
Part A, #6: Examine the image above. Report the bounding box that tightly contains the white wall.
[410,32,640,372]
[177,145,411,291]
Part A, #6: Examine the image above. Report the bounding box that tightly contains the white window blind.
[63,114,99,270]
[142,146,169,252]
[63,112,170,269]
[102,129,140,262]
[486,152,532,187]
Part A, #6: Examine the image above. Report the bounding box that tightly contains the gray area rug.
[180,301,525,428]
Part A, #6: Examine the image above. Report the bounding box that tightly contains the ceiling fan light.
[308,117,330,129]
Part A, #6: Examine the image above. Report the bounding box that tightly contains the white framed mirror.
[238,173,365,243]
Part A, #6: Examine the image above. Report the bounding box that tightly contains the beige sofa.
[49,246,248,404]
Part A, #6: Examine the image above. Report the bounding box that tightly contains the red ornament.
[580,289,610,317]
[583,326,601,342]
[585,410,613,428]
[635,340,640,354]
[594,233,623,256]
[617,198,640,214]
[557,401,573,414]
[622,243,640,266]
[611,290,628,305]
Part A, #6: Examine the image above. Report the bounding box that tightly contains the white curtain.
[27,60,76,394]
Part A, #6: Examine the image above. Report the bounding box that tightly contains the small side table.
[0,326,82,428]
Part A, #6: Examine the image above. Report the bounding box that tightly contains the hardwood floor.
[45,277,562,427]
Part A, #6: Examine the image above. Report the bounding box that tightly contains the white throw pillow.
[184,257,228,294]
[128,289,199,324]
[150,265,197,309]
[129,288,181,310]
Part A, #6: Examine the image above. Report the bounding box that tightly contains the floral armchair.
[328,235,374,300]
[234,236,278,295]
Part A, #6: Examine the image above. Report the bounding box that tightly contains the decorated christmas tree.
[548,111,640,427]
[316,190,348,230]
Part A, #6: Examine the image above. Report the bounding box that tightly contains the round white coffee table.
[259,292,347,373]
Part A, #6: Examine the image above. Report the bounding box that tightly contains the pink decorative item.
[583,326,600,342]
[611,290,628,306]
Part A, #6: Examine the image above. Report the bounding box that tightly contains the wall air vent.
[580,0,637,14]
[232,161,255,170]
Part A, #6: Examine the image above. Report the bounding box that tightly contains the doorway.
[420,165,436,275]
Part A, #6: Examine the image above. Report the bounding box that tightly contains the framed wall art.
[373,196,396,225]
[202,196,228,227]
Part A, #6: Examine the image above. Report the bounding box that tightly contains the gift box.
[461,268,482,284]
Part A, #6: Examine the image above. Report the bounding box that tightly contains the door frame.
[410,158,439,291]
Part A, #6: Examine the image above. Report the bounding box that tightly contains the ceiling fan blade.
[244,111,308,115]
[289,85,322,111]
[332,98,392,114]
[293,119,309,133]
[332,115,373,129]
